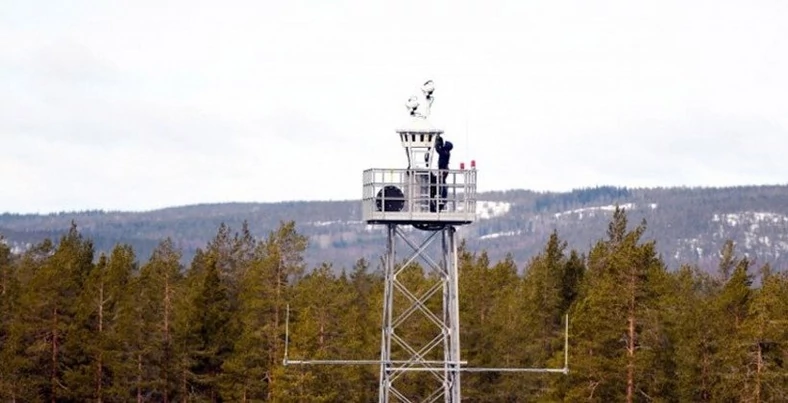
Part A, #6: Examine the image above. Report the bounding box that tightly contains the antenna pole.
[283,304,290,366]
[564,314,569,374]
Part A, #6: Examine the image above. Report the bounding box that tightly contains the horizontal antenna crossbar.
[380,367,568,373]
[284,359,467,366]
[462,367,569,374]
[285,359,568,374]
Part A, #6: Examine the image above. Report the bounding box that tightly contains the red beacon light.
[460,162,465,170]
[470,160,476,169]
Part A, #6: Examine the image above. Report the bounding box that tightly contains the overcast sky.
[2,0,787,214]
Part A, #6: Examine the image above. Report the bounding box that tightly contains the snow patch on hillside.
[479,230,521,240]
[712,212,788,226]
[0,238,30,255]
[554,202,653,219]
[675,238,704,260]
[703,211,788,259]
[475,201,511,220]
[310,220,342,226]
[712,212,788,243]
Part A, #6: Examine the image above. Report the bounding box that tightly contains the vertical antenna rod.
[564,314,569,374]
[283,304,290,365]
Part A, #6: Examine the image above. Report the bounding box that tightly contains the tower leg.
[444,226,461,402]
[379,224,395,403]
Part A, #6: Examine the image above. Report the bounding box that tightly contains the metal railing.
[362,168,477,224]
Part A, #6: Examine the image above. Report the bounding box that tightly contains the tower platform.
[362,167,477,225]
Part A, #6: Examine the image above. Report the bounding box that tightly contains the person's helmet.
[444,141,453,151]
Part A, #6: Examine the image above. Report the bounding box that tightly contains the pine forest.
[1,207,787,402]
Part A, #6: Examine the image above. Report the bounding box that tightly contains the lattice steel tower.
[362,80,477,403]
[284,80,567,402]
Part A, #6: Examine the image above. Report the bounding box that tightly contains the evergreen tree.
[662,265,714,401]
[26,224,95,402]
[175,248,207,402]
[283,263,353,402]
[176,242,245,401]
[205,221,257,398]
[62,244,135,401]
[4,210,788,401]
[218,224,293,401]
[94,244,139,401]
[343,258,383,400]
[483,253,526,400]
[718,239,737,282]
[231,220,258,283]
[219,243,274,402]
[458,249,500,399]
[520,231,584,399]
[561,250,586,315]
[565,207,668,402]
[259,221,308,400]
[522,232,568,359]
[2,224,94,402]
[187,252,232,400]
[0,235,21,400]
[739,266,788,402]
[712,247,754,400]
[111,259,150,401]
[135,238,183,401]
[0,239,54,401]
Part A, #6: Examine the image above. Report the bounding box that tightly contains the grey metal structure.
[367,81,475,403]
[283,80,568,403]
[362,168,477,225]
[375,223,463,402]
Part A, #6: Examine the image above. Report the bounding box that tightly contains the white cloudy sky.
[2,0,787,213]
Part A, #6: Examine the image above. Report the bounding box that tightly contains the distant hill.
[3,185,788,272]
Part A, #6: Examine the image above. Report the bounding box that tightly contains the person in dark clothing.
[429,135,453,211]
[435,135,453,171]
